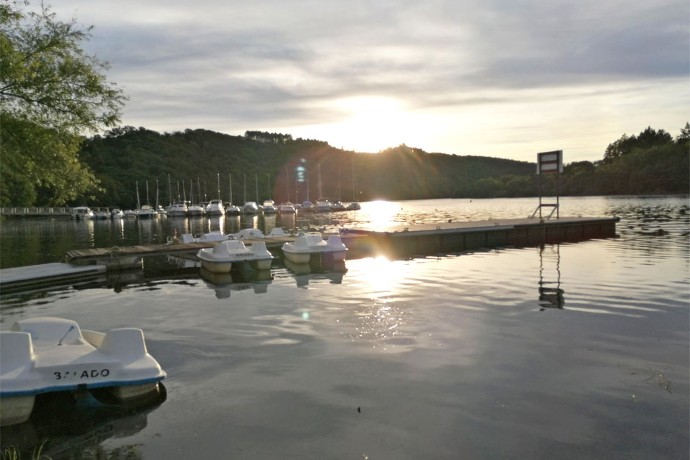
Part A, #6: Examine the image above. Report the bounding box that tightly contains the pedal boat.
[0,317,166,427]
[281,233,348,264]
[196,240,273,273]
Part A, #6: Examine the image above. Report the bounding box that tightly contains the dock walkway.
[0,216,618,290]
[0,263,106,292]
[340,216,619,258]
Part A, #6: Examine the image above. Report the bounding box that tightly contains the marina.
[0,196,687,459]
[56,215,618,268]
[0,214,618,289]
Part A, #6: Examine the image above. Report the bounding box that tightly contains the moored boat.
[331,200,346,211]
[262,200,277,214]
[187,203,205,217]
[242,201,259,214]
[226,203,241,216]
[314,200,332,213]
[277,202,296,214]
[300,201,315,212]
[281,232,348,264]
[0,317,166,427]
[205,199,225,216]
[196,240,273,273]
[167,201,188,217]
[136,205,158,219]
[71,206,94,220]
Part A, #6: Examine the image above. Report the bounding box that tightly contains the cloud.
[49,0,689,160]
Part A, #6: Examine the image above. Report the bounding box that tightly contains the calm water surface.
[0,196,688,459]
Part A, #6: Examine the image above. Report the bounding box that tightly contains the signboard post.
[532,150,563,219]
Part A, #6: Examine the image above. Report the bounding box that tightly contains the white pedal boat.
[281,233,348,264]
[0,317,166,426]
[196,240,273,273]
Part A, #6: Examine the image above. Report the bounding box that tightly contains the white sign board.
[537,150,563,175]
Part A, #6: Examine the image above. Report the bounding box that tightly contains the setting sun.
[292,96,432,153]
[335,96,408,152]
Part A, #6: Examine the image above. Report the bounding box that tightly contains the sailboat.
[135,180,158,219]
[206,173,225,216]
[226,173,240,215]
[187,179,205,217]
[347,155,361,210]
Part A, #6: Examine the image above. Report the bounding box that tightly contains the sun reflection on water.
[360,200,402,231]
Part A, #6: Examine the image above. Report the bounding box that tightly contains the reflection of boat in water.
[283,260,346,287]
[200,268,273,298]
[1,381,166,458]
[281,233,348,264]
[0,317,166,427]
[196,240,273,273]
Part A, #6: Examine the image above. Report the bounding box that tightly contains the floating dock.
[57,216,619,270]
[0,263,107,293]
[339,216,619,258]
[64,237,296,269]
[0,216,618,291]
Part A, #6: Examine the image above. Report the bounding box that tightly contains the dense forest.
[71,124,688,209]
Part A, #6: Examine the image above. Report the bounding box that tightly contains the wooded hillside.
[76,124,688,209]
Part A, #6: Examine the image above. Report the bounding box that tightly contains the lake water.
[1,196,688,459]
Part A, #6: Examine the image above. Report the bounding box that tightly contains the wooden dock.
[65,237,296,269]
[60,216,619,270]
[0,263,107,292]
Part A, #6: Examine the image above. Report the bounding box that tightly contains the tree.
[0,1,126,206]
[677,122,690,145]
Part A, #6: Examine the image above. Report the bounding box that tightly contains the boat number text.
[53,369,110,380]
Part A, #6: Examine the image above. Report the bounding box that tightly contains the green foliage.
[0,113,101,205]
[603,126,673,164]
[0,1,125,205]
[74,123,688,208]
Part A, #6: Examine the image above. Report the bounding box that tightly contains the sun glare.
[336,96,408,152]
[304,96,410,153]
[361,200,401,231]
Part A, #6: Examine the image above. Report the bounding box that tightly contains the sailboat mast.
[229,173,233,204]
[352,155,356,201]
[255,172,258,201]
[136,180,141,209]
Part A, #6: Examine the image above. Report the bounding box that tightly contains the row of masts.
[135,158,358,209]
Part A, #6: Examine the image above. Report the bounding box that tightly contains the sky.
[46,0,689,163]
